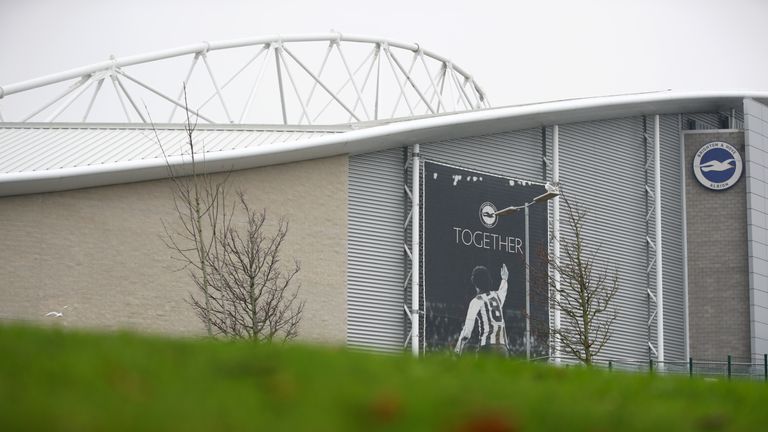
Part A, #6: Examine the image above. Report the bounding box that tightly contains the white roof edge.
[2,90,767,197]
[0,122,353,132]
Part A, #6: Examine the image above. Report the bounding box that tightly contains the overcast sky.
[1,0,767,112]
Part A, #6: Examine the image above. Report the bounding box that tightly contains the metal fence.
[586,355,768,380]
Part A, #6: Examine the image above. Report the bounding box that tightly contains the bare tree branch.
[533,196,620,366]
[156,89,304,342]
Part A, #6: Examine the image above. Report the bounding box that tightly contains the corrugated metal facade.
[659,114,687,361]
[348,116,688,360]
[347,148,406,351]
[557,117,649,360]
[550,115,685,361]
[420,129,545,180]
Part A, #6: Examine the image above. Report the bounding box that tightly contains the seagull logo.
[699,159,735,172]
[479,202,498,228]
[692,141,742,191]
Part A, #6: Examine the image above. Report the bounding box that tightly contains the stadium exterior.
[2,34,768,366]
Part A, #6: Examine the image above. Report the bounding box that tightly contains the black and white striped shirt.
[455,280,508,354]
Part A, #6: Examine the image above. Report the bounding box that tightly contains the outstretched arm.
[498,263,509,306]
[455,299,481,355]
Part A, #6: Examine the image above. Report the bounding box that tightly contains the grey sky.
[1,0,767,111]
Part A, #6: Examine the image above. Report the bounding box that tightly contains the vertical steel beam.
[201,53,233,123]
[420,53,446,113]
[197,46,268,112]
[654,114,665,363]
[448,65,471,110]
[113,75,147,123]
[110,75,132,122]
[281,46,360,122]
[525,205,531,360]
[275,47,287,125]
[277,49,311,125]
[552,125,561,364]
[420,66,449,114]
[411,143,421,357]
[384,47,415,117]
[310,47,377,123]
[240,45,272,123]
[335,42,371,120]
[389,50,435,114]
[168,53,200,122]
[643,115,656,359]
[374,44,381,120]
[82,78,104,122]
[304,42,334,113]
[348,47,380,123]
[678,113,690,361]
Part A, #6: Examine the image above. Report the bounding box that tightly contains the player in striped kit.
[454,263,509,356]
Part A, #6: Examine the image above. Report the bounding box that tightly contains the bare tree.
[156,88,304,341]
[193,193,304,341]
[540,197,619,366]
[156,92,222,337]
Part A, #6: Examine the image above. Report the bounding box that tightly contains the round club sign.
[478,202,498,228]
[692,141,743,191]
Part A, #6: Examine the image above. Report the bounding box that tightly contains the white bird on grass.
[45,305,69,318]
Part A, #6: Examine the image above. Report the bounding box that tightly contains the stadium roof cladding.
[1,90,768,197]
[0,124,345,175]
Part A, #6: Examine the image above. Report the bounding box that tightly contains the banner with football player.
[422,161,549,357]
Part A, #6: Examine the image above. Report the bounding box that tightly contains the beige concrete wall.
[0,155,348,344]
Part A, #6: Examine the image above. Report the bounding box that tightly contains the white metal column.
[411,144,421,357]
[644,115,664,363]
[552,125,561,364]
[678,114,690,361]
[654,115,665,363]
[525,206,531,360]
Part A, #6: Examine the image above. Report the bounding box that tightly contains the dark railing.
[586,354,768,380]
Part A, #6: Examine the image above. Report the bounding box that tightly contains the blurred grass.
[1,324,767,431]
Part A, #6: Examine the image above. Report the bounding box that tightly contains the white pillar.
[552,125,561,364]
[654,114,665,363]
[411,144,420,357]
[525,205,531,360]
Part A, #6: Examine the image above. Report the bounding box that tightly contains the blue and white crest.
[692,141,743,191]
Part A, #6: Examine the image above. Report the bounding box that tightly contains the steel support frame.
[644,114,665,363]
[197,45,268,114]
[116,69,214,123]
[1,34,489,124]
[312,45,378,123]
[402,144,421,357]
[552,125,561,364]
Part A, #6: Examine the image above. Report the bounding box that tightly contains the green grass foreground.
[1,325,767,432]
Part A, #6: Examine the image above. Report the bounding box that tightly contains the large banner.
[423,161,549,356]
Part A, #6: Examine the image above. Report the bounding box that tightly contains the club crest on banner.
[692,141,743,191]
[479,202,498,228]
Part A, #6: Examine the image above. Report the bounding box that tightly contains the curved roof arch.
[0,33,490,125]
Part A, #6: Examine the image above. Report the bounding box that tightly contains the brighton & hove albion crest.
[692,141,743,191]
[479,202,498,228]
